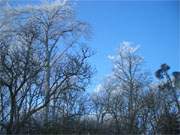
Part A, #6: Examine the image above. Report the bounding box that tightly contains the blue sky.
[75,0,180,91]
[10,0,179,92]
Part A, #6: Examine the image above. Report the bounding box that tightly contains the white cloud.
[119,41,140,54]
[94,84,103,93]
[121,41,131,46]
[107,55,114,60]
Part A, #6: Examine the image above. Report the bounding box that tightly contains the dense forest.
[0,1,179,135]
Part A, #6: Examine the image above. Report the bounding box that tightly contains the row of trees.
[0,1,93,134]
[90,43,180,135]
[0,1,179,134]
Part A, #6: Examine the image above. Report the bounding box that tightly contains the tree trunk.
[44,42,51,125]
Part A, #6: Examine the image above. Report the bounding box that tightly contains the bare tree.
[153,64,180,134]
[12,0,90,124]
[91,42,151,134]
[0,20,42,134]
[108,42,150,134]
[0,1,93,134]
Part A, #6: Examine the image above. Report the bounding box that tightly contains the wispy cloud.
[93,83,103,93]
